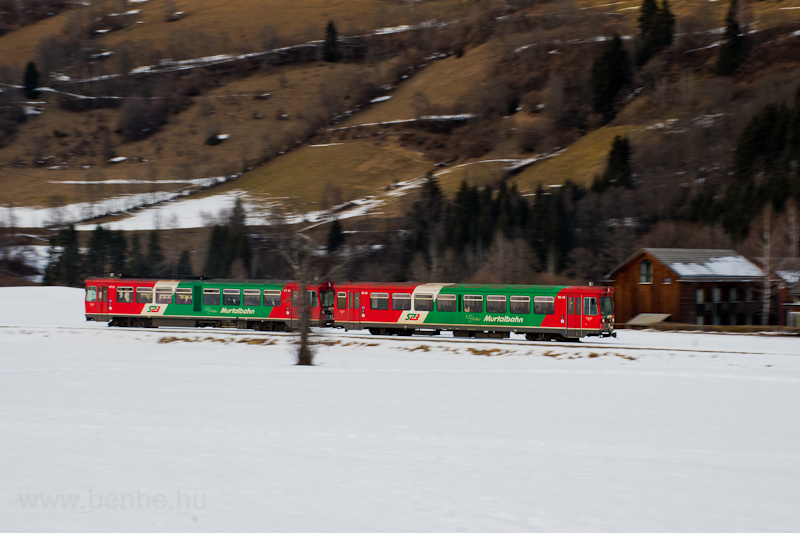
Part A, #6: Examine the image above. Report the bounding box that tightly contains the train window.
[175,288,192,305]
[337,291,347,309]
[263,290,282,307]
[436,294,457,312]
[567,297,577,315]
[117,287,133,303]
[370,292,390,310]
[583,297,599,316]
[600,297,613,315]
[86,286,97,302]
[243,289,261,306]
[510,295,530,314]
[414,293,433,311]
[307,291,319,308]
[392,293,412,311]
[486,295,507,314]
[136,287,153,304]
[99,287,108,302]
[533,296,555,315]
[463,295,483,313]
[223,289,241,306]
[156,288,173,304]
[203,288,220,306]
[292,291,299,306]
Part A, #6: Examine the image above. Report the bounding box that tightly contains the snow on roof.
[669,256,764,279]
[645,249,764,280]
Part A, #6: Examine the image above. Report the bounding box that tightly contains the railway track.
[1,323,793,356]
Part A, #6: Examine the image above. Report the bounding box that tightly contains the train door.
[566,295,582,338]
[349,291,360,328]
[97,285,109,322]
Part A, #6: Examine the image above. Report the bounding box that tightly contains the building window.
[729,288,737,302]
[243,289,260,306]
[663,277,671,284]
[175,288,192,305]
[746,288,753,302]
[696,288,704,304]
[463,295,483,313]
[486,295,507,314]
[510,296,531,314]
[223,289,241,306]
[713,288,721,303]
[436,294,457,312]
[414,294,433,312]
[533,296,555,315]
[392,293,412,311]
[370,292,390,310]
[136,287,153,304]
[640,261,653,283]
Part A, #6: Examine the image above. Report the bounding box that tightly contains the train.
[84,277,616,341]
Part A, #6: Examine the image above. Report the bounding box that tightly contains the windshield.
[600,297,613,315]
[320,290,335,308]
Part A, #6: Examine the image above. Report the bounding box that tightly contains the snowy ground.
[1,287,799,532]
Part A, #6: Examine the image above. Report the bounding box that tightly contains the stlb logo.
[406,313,420,321]
[147,305,161,313]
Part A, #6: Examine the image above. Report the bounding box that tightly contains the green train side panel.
[157,281,289,320]
[420,285,568,328]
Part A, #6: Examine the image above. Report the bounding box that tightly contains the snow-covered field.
[1,287,799,532]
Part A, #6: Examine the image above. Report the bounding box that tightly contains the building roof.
[605,248,766,282]
[789,281,800,296]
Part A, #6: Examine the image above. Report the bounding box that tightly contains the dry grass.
[512,126,631,192]
[339,42,496,126]
[0,0,465,69]
[190,137,432,211]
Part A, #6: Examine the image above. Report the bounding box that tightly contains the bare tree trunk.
[786,198,799,259]
[761,205,772,326]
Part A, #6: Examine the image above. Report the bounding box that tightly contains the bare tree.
[266,208,364,365]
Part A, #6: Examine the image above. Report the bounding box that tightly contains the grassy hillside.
[2,0,800,229]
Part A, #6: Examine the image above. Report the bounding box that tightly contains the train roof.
[84,277,304,286]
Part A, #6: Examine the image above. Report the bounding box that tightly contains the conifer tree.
[146,231,166,276]
[323,21,340,63]
[590,34,631,120]
[592,135,634,191]
[128,233,147,275]
[636,0,675,66]
[44,224,81,286]
[109,230,127,275]
[176,250,193,276]
[717,0,746,76]
[327,219,344,253]
[23,62,40,100]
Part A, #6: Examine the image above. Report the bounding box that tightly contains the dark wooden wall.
[605,252,681,323]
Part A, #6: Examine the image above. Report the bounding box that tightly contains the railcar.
[84,277,335,330]
[332,282,615,340]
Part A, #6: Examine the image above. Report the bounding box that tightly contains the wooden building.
[601,248,767,325]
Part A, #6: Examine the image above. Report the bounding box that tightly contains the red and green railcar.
[84,277,335,330]
[333,282,615,340]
